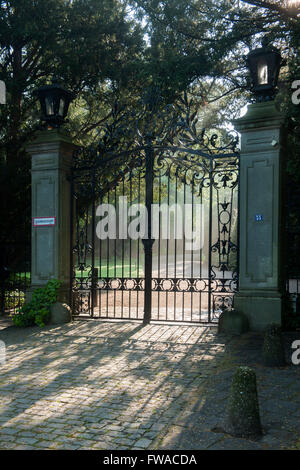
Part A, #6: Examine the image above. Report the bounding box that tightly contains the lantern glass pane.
[258,60,268,85]
[58,98,65,117]
[45,97,55,116]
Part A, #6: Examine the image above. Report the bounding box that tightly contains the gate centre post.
[142,137,155,324]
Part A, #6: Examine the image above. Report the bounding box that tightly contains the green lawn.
[11,266,145,281]
[8,272,31,282]
[76,263,144,278]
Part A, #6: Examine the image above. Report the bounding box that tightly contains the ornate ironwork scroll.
[70,91,239,323]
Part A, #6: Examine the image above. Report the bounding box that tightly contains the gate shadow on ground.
[0,321,299,450]
[154,332,300,450]
[0,320,229,449]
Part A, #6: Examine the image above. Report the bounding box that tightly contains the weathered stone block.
[50,302,71,325]
[218,309,249,335]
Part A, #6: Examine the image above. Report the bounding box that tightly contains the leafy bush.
[5,290,26,310]
[12,279,61,328]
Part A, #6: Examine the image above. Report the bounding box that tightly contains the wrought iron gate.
[70,94,239,324]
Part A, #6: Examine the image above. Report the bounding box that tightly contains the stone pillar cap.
[233,101,286,132]
[28,128,76,147]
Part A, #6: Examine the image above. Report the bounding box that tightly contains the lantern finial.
[35,77,74,128]
[246,45,282,102]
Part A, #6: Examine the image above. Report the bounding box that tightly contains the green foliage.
[12,279,61,328]
[1,0,299,289]
[0,0,145,258]
[131,0,299,123]
[5,291,26,310]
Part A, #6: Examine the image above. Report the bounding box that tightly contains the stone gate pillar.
[27,129,76,318]
[233,101,286,331]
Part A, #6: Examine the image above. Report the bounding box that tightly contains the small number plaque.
[255,214,263,222]
[33,217,56,227]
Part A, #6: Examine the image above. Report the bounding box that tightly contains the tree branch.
[241,0,300,19]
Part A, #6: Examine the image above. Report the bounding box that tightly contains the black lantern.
[246,46,282,101]
[35,77,74,128]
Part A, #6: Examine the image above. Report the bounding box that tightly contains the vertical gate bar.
[217,189,221,269]
[236,156,240,294]
[129,171,132,318]
[228,186,234,272]
[183,174,186,321]
[91,170,96,318]
[208,157,213,323]
[137,172,141,318]
[191,178,194,322]
[158,172,161,320]
[121,177,125,319]
[106,191,110,317]
[114,186,117,317]
[174,173,178,321]
[84,205,89,314]
[77,197,81,313]
[227,185,234,309]
[166,168,170,321]
[99,191,102,317]
[199,184,203,321]
[142,139,154,324]
[69,169,74,312]
[216,184,222,316]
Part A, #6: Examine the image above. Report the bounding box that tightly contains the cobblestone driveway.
[0,320,227,450]
[0,319,299,450]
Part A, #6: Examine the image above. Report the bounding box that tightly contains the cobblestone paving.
[154,331,300,450]
[0,320,229,450]
[0,319,299,450]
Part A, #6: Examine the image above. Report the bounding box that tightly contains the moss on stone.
[225,366,262,438]
[262,323,286,367]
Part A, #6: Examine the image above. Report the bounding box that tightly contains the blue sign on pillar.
[255,214,263,222]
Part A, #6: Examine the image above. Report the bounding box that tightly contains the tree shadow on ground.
[0,319,229,449]
[156,332,300,450]
[0,319,299,450]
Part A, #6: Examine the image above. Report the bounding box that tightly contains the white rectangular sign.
[33,217,56,227]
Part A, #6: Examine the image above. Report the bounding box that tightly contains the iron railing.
[0,242,31,316]
[70,94,240,324]
[284,179,300,329]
